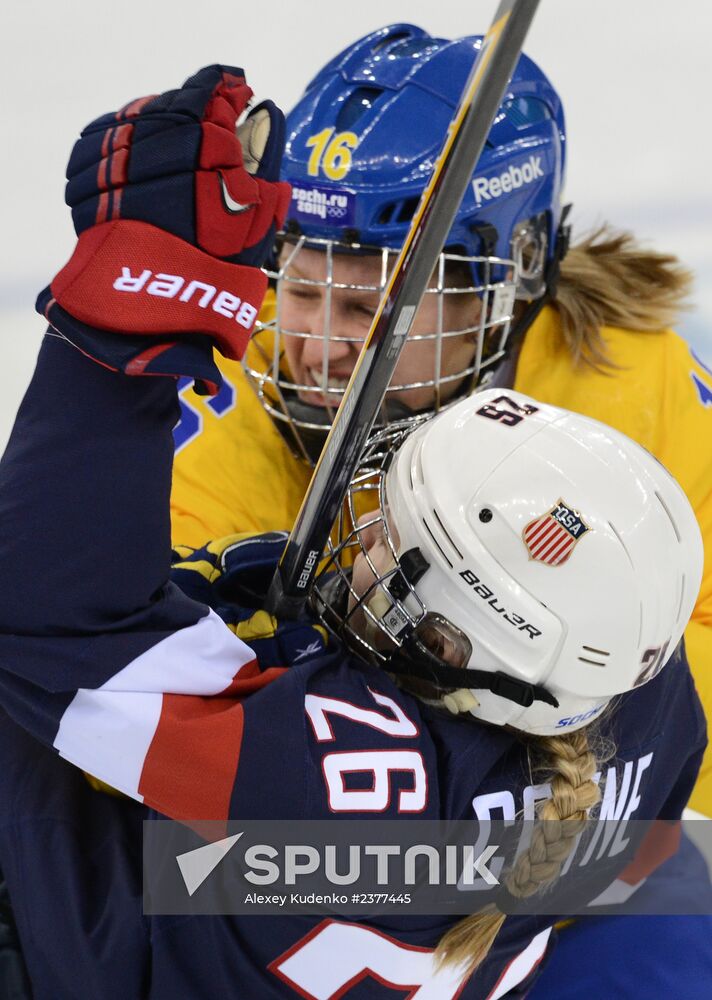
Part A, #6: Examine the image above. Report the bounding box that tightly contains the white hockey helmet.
[313,389,703,735]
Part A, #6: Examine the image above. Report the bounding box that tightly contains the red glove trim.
[50,220,268,360]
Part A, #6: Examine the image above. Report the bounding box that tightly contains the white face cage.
[242,235,521,464]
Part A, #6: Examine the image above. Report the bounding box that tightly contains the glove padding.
[37,65,291,393]
[171,532,332,669]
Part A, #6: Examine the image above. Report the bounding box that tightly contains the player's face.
[347,509,399,650]
[277,246,481,413]
[349,511,397,611]
[349,511,465,667]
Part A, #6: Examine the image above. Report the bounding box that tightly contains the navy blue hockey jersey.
[0,335,706,999]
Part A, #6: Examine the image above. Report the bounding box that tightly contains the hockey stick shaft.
[267,0,540,617]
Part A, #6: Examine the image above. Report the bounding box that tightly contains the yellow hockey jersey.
[171,293,712,813]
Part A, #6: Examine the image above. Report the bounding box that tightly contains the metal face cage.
[242,235,520,465]
[311,419,471,676]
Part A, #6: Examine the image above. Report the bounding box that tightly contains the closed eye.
[352,303,376,320]
[283,285,321,301]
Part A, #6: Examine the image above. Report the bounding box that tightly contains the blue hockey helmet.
[281,23,566,295]
[244,26,568,465]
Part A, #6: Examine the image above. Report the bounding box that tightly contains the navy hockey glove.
[37,66,291,393]
[171,533,332,668]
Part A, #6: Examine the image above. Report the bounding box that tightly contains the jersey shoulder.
[515,307,711,495]
[516,306,709,423]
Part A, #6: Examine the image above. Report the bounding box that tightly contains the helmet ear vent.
[421,516,454,569]
[413,440,425,486]
[655,491,682,543]
[421,507,464,569]
[676,574,687,625]
[608,521,635,571]
[407,441,425,492]
[432,508,463,561]
[577,646,610,667]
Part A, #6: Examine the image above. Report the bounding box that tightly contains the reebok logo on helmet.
[472,155,544,205]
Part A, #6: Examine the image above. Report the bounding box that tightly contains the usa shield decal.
[523,500,590,566]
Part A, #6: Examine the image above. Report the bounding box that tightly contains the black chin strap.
[387,642,559,710]
[315,576,559,710]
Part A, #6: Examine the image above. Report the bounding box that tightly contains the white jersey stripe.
[53,608,255,798]
[486,927,552,1000]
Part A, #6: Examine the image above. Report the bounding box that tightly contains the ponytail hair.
[552,224,693,368]
[435,727,601,972]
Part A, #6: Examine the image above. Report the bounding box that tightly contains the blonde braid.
[507,731,600,895]
[435,728,602,972]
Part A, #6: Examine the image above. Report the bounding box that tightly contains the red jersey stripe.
[139,691,245,821]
